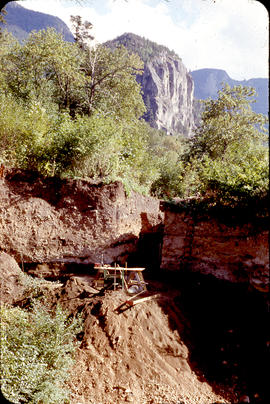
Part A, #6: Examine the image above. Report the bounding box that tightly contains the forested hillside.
[105,32,179,63]
[191,68,268,116]
[0,8,268,205]
[0,2,74,41]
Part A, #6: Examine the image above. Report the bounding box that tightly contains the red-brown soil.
[1,253,269,403]
[59,276,233,404]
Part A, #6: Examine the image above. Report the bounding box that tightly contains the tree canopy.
[184,84,269,206]
[0,17,268,206]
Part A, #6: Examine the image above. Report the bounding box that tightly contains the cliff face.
[138,53,195,136]
[105,33,195,136]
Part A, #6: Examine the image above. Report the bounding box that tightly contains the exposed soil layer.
[1,251,269,403]
[0,169,162,264]
[57,274,232,404]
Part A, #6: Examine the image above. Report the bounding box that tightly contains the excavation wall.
[160,202,269,292]
[0,169,163,265]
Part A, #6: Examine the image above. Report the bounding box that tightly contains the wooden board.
[94,266,145,272]
[126,294,160,306]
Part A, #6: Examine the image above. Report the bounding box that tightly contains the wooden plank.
[126,294,160,306]
[94,266,145,272]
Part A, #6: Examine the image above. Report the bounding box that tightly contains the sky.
[18,0,268,80]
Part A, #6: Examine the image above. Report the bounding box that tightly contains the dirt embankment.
[0,253,233,404]
[2,253,269,404]
[0,169,163,265]
[160,202,269,293]
[0,170,269,403]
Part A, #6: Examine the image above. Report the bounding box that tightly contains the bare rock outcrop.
[138,52,195,136]
[0,169,163,265]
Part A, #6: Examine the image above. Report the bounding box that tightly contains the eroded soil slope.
[0,254,232,404]
[58,277,232,404]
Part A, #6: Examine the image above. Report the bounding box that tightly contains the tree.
[185,84,269,204]
[69,15,145,118]
[1,28,86,111]
[188,84,268,161]
[70,14,94,50]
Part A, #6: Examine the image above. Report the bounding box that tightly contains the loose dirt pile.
[56,276,231,404]
[2,254,267,403]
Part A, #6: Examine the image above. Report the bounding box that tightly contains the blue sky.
[19,0,268,80]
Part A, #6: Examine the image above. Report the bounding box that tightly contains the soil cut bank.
[0,168,163,265]
[0,170,269,403]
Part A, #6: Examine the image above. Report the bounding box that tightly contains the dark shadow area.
[157,270,269,403]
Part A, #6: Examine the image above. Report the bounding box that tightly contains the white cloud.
[18,0,269,79]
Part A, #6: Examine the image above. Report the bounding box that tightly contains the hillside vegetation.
[0,17,269,404]
[0,2,74,42]
[0,20,268,206]
[105,32,180,63]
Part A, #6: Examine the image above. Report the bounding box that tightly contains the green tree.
[188,84,268,161]
[185,84,269,204]
[1,28,85,111]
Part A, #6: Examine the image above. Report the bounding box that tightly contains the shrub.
[1,300,82,403]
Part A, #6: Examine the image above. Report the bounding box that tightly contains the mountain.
[1,3,267,131]
[191,68,268,116]
[106,33,195,136]
[0,2,74,42]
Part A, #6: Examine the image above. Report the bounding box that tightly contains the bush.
[1,300,82,403]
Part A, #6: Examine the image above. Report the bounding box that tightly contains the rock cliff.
[138,52,195,136]
[105,33,195,136]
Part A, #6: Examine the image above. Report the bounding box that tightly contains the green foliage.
[77,42,145,118]
[189,84,268,161]
[105,32,180,64]
[0,93,80,175]
[147,128,187,199]
[0,27,268,206]
[1,301,82,403]
[200,143,269,205]
[183,84,269,205]
[1,28,85,110]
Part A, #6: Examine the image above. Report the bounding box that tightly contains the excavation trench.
[22,261,269,404]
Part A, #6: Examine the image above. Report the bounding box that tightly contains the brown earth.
[160,202,269,293]
[0,171,269,403]
[61,281,232,404]
[1,252,269,404]
[0,253,234,404]
[0,168,162,265]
